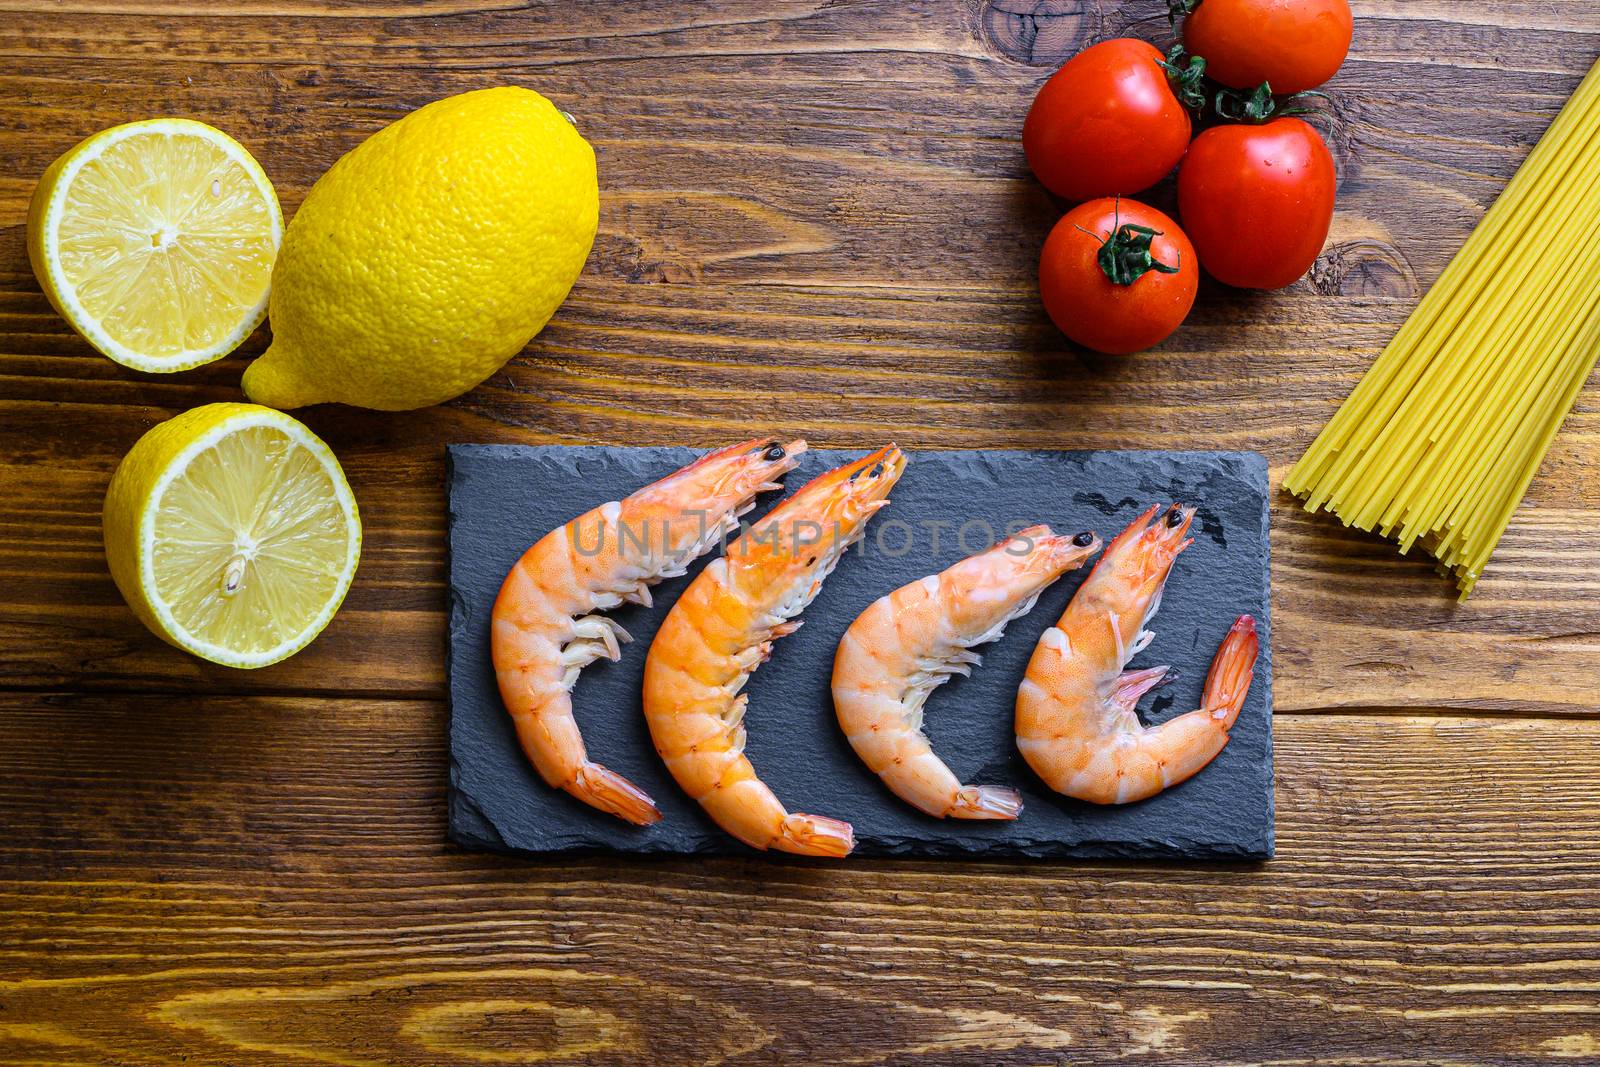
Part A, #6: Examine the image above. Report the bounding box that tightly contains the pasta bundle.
[1284,58,1600,598]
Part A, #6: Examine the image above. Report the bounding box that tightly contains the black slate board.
[447,445,1274,861]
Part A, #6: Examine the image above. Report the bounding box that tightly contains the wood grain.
[6,694,1600,1065]
[3,0,1599,1062]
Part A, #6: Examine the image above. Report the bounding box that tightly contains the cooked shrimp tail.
[643,445,907,855]
[1016,503,1260,805]
[493,438,804,824]
[834,524,1100,820]
[573,763,664,826]
[1203,615,1259,727]
[951,785,1025,820]
[779,813,856,857]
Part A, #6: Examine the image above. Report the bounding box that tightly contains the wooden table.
[5,2,1600,1063]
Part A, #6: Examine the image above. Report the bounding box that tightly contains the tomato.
[1023,39,1196,202]
[1182,0,1352,94]
[1177,117,1335,289]
[1039,198,1198,355]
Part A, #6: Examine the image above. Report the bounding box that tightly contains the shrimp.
[832,526,1101,819]
[492,438,805,825]
[642,446,906,856]
[1015,503,1260,805]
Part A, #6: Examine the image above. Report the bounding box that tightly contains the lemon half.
[28,119,282,372]
[103,404,361,668]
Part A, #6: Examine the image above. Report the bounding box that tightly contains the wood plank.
[3,692,1600,1063]
[5,366,1600,710]
[2,24,1596,294]
[0,3,1594,316]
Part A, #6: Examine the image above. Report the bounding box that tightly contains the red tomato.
[1183,0,1352,94]
[1177,117,1335,289]
[1039,198,1198,355]
[1023,39,1193,202]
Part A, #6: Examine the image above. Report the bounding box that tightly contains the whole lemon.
[243,87,598,410]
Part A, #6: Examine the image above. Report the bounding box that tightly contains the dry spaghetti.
[1283,57,1600,598]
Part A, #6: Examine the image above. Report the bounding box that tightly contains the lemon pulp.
[30,120,281,371]
[152,423,355,660]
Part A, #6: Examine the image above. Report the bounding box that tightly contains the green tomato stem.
[1082,219,1181,287]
